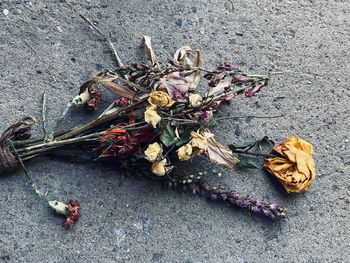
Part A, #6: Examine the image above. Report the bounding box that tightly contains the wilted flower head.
[189,94,202,108]
[116,97,130,107]
[75,86,101,110]
[189,131,208,155]
[264,137,316,193]
[151,159,170,176]
[144,142,163,162]
[172,88,187,103]
[198,111,213,124]
[49,199,81,227]
[148,91,175,108]
[177,143,193,161]
[144,105,161,128]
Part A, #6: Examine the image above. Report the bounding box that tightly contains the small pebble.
[3,9,9,16]
[56,26,63,33]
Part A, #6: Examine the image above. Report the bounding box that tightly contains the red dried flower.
[116,97,130,107]
[64,200,80,227]
[95,126,156,159]
[82,87,101,111]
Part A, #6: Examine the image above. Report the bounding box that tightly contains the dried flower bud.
[85,87,101,110]
[116,97,130,107]
[189,94,203,108]
[49,199,81,227]
[144,142,163,162]
[148,91,175,108]
[144,105,161,128]
[244,84,264,98]
[220,94,234,104]
[232,76,252,85]
[75,87,101,110]
[177,144,193,161]
[198,111,213,124]
[151,159,172,176]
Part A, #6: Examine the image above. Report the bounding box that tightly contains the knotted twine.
[0,116,35,174]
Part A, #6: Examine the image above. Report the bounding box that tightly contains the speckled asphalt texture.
[0,0,349,262]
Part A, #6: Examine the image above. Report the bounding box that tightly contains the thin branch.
[80,14,125,68]
[214,114,284,122]
[8,140,49,202]
[232,149,276,158]
[42,92,48,137]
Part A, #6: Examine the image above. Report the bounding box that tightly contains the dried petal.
[144,105,161,128]
[151,159,167,176]
[177,144,193,161]
[143,35,160,69]
[189,94,202,108]
[144,142,163,162]
[207,137,239,168]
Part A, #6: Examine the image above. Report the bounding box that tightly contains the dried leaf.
[208,81,230,97]
[143,36,160,69]
[237,155,261,169]
[172,46,202,90]
[189,49,201,90]
[207,137,239,168]
[174,46,193,64]
[160,122,178,147]
[98,79,138,100]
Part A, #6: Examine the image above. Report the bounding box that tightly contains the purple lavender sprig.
[192,179,288,220]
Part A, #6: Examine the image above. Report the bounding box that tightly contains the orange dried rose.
[148,91,175,108]
[264,137,316,193]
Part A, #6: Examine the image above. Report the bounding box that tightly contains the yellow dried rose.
[151,159,167,176]
[148,91,175,108]
[264,137,316,193]
[189,93,202,108]
[144,142,163,162]
[144,105,161,128]
[177,144,193,161]
[189,131,208,155]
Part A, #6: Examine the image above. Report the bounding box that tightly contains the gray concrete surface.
[0,0,349,262]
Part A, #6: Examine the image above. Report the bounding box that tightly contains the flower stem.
[8,140,49,203]
[232,149,276,158]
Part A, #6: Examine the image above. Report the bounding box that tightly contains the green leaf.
[160,122,178,147]
[171,104,186,114]
[237,155,261,169]
[175,131,191,146]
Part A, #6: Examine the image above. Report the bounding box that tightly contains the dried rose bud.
[244,84,264,98]
[232,76,252,85]
[207,101,220,110]
[220,94,234,104]
[116,97,130,107]
[198,111,213,124]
